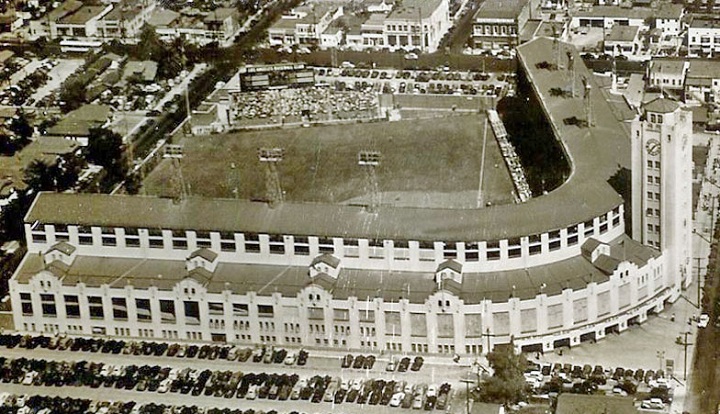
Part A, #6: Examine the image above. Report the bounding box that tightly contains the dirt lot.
[143,114,517,208]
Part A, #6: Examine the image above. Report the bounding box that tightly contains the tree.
[23,159,59,192]
[85,127,126,184]
[479,346,528,406]
[9,109,33,142]
[58,77,87,113]
[0,191,31,242]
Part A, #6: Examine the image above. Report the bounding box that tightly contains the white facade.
[631,98,693,299]
[383,0,450,53]
[647,59,688,91]
[688,17,720,57]
[10,193,673,355]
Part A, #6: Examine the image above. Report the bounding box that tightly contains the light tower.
[582,76,594,127]
[358,150,381,212]
[164,144,187,203]
[566,50,577,98]
[258,147,284,206]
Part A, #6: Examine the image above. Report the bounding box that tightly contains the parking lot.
[0,335,470,414]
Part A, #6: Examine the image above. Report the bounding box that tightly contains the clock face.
[645,139,660,156]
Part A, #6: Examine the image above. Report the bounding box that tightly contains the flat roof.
[690,16,720,28]
[474,0,528,20]
[387,0,444,20]
[573,5,652,19]
[687,59,720,80]
[16,234,652,302]
[59,5,107,25]
[606,25,639,42]
[649,59,686,76]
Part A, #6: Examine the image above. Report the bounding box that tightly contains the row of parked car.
[0,334,308,366]
[524,361,673,403]
[1,355,449,410]
[0,393,318,414]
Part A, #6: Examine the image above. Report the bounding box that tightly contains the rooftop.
[474,0,528,20]
[14,234,652,303]
[643,97,680,113]
[690,16,720,28]
[573,4,682,19]
[649,59,687,76]
[122,60,158,83]
[58,5,108,25]
[0,136,80,196]
[46,104,112,137]
[606,25,640,42]
[686,59,720,79]
[147,8,179,26]
[387,0,445,20]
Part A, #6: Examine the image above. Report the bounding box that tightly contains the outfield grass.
[143,114,516,207]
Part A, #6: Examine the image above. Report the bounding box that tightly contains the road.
[687,132,720,414]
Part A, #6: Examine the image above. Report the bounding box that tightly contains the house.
[570,5,659,30]
[121,60,158,84]
[149,7,241,46]
[651,3,684,37]
[646,59,688,92]
[320,25,343,48]
[268,5,344,47]
[29,0,83,39]
[687,16,720,57]
[360,13,387,48]
[384,0,450,52]
[50,4,113,39]
[96,0,157,40]
[472,0,533,50]
[0,136,80,209]
[365,0,395,13]
[684,59,720,104]
[603,25,641,57]
[46,104,113,146]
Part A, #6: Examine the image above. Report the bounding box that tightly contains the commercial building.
[267,5,344,47]
[9,38,689,355]
[472,0,532,50]
[646,59,688,92]
[383,0,450,52]
[687,16,720,57]
[684,60,720,104]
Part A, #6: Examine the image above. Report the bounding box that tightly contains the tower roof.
[643,97,679,113]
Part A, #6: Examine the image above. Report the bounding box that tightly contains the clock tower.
[631,97,693,301]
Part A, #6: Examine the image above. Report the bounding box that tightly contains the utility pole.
[656,350,665,376]
[459,379,474,414]
[676,331,692,381]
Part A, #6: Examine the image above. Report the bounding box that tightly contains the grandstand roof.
[15,234,652,303]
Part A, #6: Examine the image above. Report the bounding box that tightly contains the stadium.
[8,37,687,355]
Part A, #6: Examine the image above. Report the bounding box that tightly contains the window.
[368,239,385,259]
[344,238,359,257]
[88,296,104,319]
[294,236,310,255]
[65,295,80,318]
[486,240,500,260]
[360,309,375,322]
[148,228,163,249]
[258,305,274,317]
[208,302,224,315]
[269,234,285,254]
[136,298,151,321]
[160,300,176,323]
[195,230,211,248]
[220,231,235,252]
[233,303,249,316]
[318,237,334,254]
[41,294,56,317]
[465,242,479,261]
[244,233,260,253]
[112,298,128,320]
[20,293,32,315]
[172,229,188,249]
[32,233,47,243]
[184,301,200,325]
[444,242,457,259]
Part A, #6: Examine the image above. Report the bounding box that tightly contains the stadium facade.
[8,37,692,355]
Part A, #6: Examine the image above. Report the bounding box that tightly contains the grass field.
[143,114,516,208]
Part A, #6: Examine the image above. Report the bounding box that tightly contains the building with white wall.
[631,98,693,293]
[684,60,720,104]
[9,37,686,356]
[472,0,532,50]
[382,0,450,52]
[646,59,688,92]
[688,16,720,57]
[603,25,641,57]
